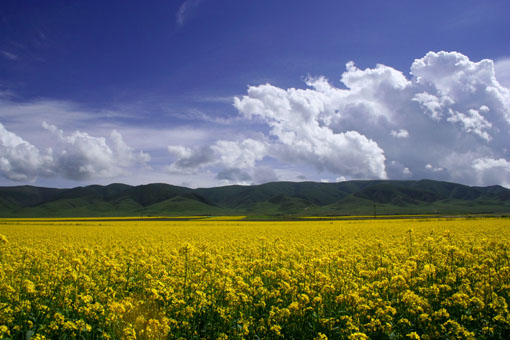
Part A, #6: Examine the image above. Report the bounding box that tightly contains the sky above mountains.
[1,1,510,188]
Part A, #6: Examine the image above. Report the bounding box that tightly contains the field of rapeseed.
[0,218,509,339]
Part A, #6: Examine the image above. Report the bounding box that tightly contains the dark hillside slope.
[111,183,193,206]
[0,179,509,217]
[0,185,64,208]
[196,180,384,208]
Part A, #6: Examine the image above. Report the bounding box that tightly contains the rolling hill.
[0,179,509,217]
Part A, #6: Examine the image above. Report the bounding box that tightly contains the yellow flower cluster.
[0,217,509,339]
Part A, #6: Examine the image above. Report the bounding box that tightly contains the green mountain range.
[1,179,509,217]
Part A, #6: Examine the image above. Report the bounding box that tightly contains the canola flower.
[0,218,509,339]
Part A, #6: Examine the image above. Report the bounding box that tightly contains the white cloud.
[411,51,510,126]
[167,138,272,184]
[110,130,151,167]
[446,107,492,141]
[432,151,510,188]
[3,50,510,188]
[494,58,510,89]
[0,94,242,187]
[472,157,510,171]
[412,92,453,120]
[390,129,409,138]
[0,122,149,182]
[234,82,387,180]
[167,145,215,174]
[211,139,266,169]
[425,164,444,172]
[342,61,410,94]
[0,123,52,181]
[0,97,137,151]
[230,51,510,187]
[472,157,510,187]
[43,122,150,180]
[161,51,510,187]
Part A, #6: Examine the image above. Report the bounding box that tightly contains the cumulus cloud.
[495,58,510,88]
[0,123,52,181]
[167,145,215,173]
[233,81,388,179]
[42,122,150,180]
[2,50,509,188]
[435,152,510,187]
[472,157,510,188]
[412,92,452,120]
[390,129,409,138]
[446,106,492,141]
[211,139,266,169]
[228,51,510,187]
[110,130,151,167]
[167,138,272,184]
[164,51,510,187]
[425,164,444,173]
[0,122,149,182]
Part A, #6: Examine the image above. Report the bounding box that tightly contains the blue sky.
[1,1,510,188]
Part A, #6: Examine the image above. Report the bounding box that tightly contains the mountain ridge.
[0,179,509,217]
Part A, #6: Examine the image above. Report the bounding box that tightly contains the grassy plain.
[0,217,509,339]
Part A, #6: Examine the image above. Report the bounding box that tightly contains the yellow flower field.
[0,217,509,339]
